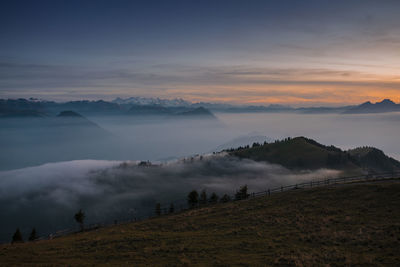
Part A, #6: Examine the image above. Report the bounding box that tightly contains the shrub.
[220,194,231,203]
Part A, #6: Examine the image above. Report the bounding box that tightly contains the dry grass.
[1,181,400,266]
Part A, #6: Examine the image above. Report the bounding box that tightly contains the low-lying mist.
[1,112,400,171]
[1,111,400,242]
[0,155,340,242]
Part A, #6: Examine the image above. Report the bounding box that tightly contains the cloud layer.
[0,156,340,242]
[1,1,400,104]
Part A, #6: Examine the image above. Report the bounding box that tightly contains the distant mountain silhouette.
[228,137,400,174]
[2,97,400,116]
[225,105,293,113]
[113,96,191,107]
[0,99,122,116]
[344,99,400,114]
[0,99,48,117]
[0,109,47,118]
[57,110,83,117]
[52,111,108,134]
[297,106,355,114]
[128,104,172,115]
[175,107,215,117]
[127,104,216,118]
[53,100,122,115]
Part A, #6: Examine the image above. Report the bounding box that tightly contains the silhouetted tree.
[28,228,38,241]
[209,192,219,204]
[235,185,249,200]
[155,203,161,216]
[199,189,207,206]
[187,190,199,208]
[220,194,231,203]
[74,209,85,231]
[252,142,260,147]
[169,203,175,214]
[12,228,23,243]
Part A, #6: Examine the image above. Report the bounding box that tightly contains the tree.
[209,192,219,204]
[220,194,231,203]
[169,203,175,214]
[252,142,260,148]
[74,209,85,231]
[12,228,23,243]
[155,203,161,216]
[199,189,207,206]
[235,185,249,200]
[28,228,38,241]
[187,190,199,208]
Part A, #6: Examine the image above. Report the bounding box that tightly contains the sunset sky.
[1,0,399,106]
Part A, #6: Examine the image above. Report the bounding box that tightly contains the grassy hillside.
[348,147,400,173]
[1,181,400,266]
[229,137,400,173]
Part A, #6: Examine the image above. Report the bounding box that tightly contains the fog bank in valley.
[1,111,400,242]
[1,112,400,171]
[0,155,340,242]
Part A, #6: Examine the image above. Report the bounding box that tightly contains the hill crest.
[227,136,400,173]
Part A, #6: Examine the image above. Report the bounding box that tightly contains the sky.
[0,0,399,106]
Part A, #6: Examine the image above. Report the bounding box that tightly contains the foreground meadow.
[1,181,399,266]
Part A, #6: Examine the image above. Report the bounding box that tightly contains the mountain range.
[112,96,191,107]
[1,98,400,116]
[344,99,400,114]
[0,98,216,118]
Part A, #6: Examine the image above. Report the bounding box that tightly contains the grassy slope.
[1,181,400,266]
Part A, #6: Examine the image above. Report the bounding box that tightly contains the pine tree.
[199,189,207,206]
[74,209,85,231]
[28,228,38,241]
[187,190,199,208]
[209,192,219,204]
[169,203,175,214]
[235,185,249,200]
[155,203,161,216]
[12,228,23,243]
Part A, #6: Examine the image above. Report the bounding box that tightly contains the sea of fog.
[90,112,400,161]
[0,112,399,242]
